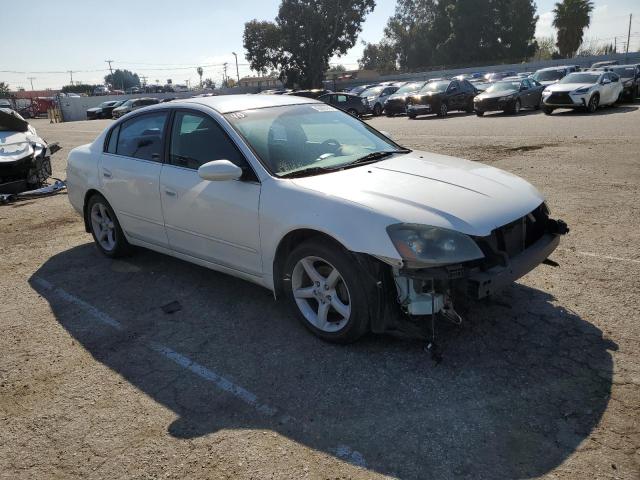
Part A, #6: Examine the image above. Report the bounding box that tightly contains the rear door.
[100,111,169,247]
[160,109,262,276]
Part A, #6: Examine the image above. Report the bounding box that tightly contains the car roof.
[177,93,319,113]
[537,66,569,71]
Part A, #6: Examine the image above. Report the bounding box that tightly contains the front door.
[160,110,262,276]
[100,111,169,247]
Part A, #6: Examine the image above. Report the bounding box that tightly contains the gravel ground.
[1,104,639,479]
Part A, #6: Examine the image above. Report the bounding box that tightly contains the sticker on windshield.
[311,105,334,112]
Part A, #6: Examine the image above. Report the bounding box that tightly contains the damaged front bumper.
[390,206,569,318]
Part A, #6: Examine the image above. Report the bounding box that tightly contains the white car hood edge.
[291,151,544,237]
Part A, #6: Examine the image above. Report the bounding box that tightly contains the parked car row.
[87,98,166,120]
[323,61,640,119]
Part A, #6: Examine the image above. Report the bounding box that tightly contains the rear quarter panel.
[66,137,103,216]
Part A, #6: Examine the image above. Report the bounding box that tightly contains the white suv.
[542,71,623,114]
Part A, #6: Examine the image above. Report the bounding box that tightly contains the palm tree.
[552,0,594,57]
[196,66,204,88]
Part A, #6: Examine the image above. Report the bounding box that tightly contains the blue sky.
[1,0,638,90]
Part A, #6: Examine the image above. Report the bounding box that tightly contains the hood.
[87,107,102,112]
[545,82,594,92]
[113,106,128,112]
[388,92,417,101]
[476,90,517,100]
[0,131,37,163]
[290,151,543,237]
[0,108,29,132]
[538,80,558,86]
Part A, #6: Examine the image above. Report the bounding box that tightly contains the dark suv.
[608,64,640,100]
[406,80,477,118]
[318,93,370,116]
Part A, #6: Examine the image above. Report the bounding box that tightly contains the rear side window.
[116,112,168,161]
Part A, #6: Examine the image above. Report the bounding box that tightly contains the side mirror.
[602,78,611,84]
[520,86,528,91]
[198,160,243,181]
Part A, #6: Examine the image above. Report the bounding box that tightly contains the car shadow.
[478,108,542,118]
[410,111,476,120]
[30,243,616,479]
[551,104,638,116]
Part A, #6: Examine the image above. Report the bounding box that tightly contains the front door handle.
[164,189,177,197]
[103,168,112,178]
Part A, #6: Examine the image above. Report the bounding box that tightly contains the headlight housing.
[386,224,484,267]
[498,94,516,101]
[574,86,591,94]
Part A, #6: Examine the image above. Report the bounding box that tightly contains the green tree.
[203,78,216,89]
[104,69,141,90]
[243,0,376,88]
[0,81,10,98]
[358,41,398,73]
[61,83,96,95]
[552,0,594,58]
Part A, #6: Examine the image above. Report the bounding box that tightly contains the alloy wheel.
[90,202,117,252]
[514,99,521,114]
[588,95,599,113]
[291,256,351,333]
[439,103,448,117]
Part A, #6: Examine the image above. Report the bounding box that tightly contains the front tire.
[476,111,485,116]
[347,108,358,117]
[587,94,599,113]
[543,106,554,115]
[87,194,132,258]
[373,103,382,116]
[437,102,448,117]
[284,239,370,343]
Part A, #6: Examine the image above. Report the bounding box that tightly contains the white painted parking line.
[560,249,640,265]
[32,276,367,467]
[33,277,124,330]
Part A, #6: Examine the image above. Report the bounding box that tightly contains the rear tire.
[87,194,132,258]
[284,239,371,343]
[407,111,416,119]
[347,108,358,117]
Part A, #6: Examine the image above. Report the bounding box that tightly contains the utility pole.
[223,63,228,87]
[232,52,240,84]
[67,70,74,85]
[140,75,147,86]
[105,59,114,75]
[27,77,36,91]
[625,13,632,63]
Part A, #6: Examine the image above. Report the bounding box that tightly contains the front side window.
[225,104,404,177]
[116,112,168,161]
[169,111,247,171]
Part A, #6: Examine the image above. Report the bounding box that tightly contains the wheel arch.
[272,228,349,297]
[82,188,106,233]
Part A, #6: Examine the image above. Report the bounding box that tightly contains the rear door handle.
[103,168,112,178]
[164,189,177,197]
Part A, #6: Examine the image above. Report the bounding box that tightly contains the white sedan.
[67,95,568,343]
[542,71,623,114]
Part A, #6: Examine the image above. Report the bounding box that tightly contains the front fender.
[259,179,402,290]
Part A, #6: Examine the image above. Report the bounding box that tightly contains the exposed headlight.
[386,224,484,267]
[498,94,516,101]
[574,86,591,94]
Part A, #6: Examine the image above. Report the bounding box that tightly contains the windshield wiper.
[341,149,411,168]
[278,166,335,179]
[278,149,411,179]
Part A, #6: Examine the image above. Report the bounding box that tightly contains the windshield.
[420,81,450,93]
[559,73,600,84]
[533,70,565,81]
[360,86,383,97]
[611,67,635,77]
[225,104,404,177]
[485,81,520,93]
[395,82,424,94]
[120,100,134,107]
